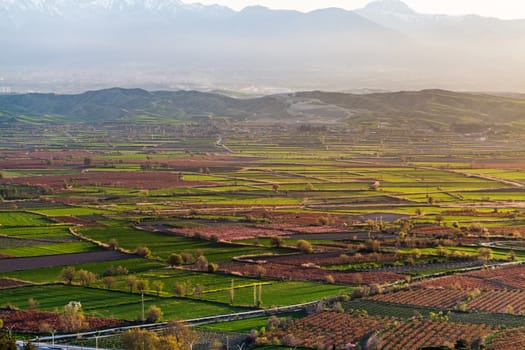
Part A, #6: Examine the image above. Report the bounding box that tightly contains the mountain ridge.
[1,88,524,131]
[2,0,525,93]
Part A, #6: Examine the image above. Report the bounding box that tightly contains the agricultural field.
[1,113,525,349]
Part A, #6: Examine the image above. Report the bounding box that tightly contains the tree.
[23,342,37,350]
[208,262,218,272]
[229,279,235,305]
[145,305,163,323]
[168,253,183,267]
[102,276,115,289]
[83,157,92,167]
[58,301,87,332]
[152,281,164,296]
[181,252,195,264]
[325,275,335,284]
[196,255,208,271]
[137,280,149,321]
[157,335,182,350]
[194,284,204,297]
[108,238,119,250]
[173,282,187,297]
[0,332,16,350]
[477,247,493,262]
[117,265,129,275]
[126,275,137,293]
[121,328,159,350]
[135,246,151,258]
[137,280,149,294]
[454,339,469,350]
[27,298,39,310]
[365,239,381,253]
[61,266,76,285]
[78,269,96,287]
[296,240,313,254]
[270,236,283,248]
[165,320,198,350]
[255,265,266,278]
[272,183,279,192]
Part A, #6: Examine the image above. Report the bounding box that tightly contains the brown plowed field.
[0,278,30,289]
[0,308,129,333]
[51,216,103,226]
[0,251,132,273]
[2,171,215,191]
[220,261,406,285]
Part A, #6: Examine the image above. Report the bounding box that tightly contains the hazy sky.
[194,0,525,20]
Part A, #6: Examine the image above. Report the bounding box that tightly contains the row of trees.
[121,321,197,350]
[269,236,314,253]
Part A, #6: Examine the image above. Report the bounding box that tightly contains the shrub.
[297,240,314,254]
[325,275,335,284]
[270,236,283,248]
[181,252,195,264]
[173,283,187,297]
[168,253,183,267]
[108,239,119,250]
[135,246,151,258]
[196,255,209,271]
[145,305,163,323]
[61,266,76,285]
[208,262,218,273]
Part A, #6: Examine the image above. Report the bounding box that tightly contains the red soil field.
[0,278,30,289]
[2,171,215,191]
[411,225,459,236]
[268,312,392,349]
[367,288,469,309]
[416,275,504,291]
[220,261,406,285]
[257,252,398,266]
[466,265,525,290]
[380,319,494,350]
[50,216,103,226]
[129,154,245,167]
[168,225,294,241]
[467,290,525,315]
[0,251,132,273]
[0,151,243,170]
[488,328,525,350]
[0,309,129,333]
[0,150,101,169]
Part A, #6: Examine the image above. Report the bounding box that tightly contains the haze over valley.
[2,0,525,93]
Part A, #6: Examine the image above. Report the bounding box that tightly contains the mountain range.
[2,88,525,132]
[1,0,525,93]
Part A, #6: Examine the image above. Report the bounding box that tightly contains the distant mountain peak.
[363,0,415,14]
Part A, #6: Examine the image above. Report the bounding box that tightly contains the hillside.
[1,88,525,131]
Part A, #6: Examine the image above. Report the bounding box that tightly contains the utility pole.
[141,292,145,321]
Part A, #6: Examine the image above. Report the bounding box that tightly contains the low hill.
[1,88,525,131]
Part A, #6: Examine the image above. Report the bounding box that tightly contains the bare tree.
[60,266,76,285]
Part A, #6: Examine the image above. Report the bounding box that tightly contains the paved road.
[17,341,100,350]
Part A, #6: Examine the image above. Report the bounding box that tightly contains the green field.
[3,104,525,345]
[77,226,289,261]
[0,284,244,320]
